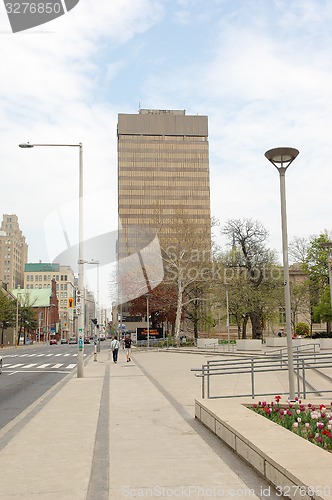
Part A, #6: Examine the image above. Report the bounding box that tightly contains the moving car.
[50,338,57,345]
[60,338,68,344]
[68,337,78,344]
[0,355,2,374]
[84,337,90,344]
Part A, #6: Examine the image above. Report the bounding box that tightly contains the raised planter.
[319,338,332,350]
[266,337,287,347]
[197,338,219,348]
[236,339,262,351]
[195,398,332,500]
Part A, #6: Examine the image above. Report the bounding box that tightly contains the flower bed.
[251,396,332,452]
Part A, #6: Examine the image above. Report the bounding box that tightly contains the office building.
[24,262,75,336]
[117,109,211,257]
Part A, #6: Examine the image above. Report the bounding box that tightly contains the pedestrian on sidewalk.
[111,335,120,363]
[124,333,132,362]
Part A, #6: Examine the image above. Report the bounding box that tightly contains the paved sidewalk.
[0,347,289,499]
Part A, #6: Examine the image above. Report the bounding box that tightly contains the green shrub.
[295,322,310,337]
[312,331,332,339]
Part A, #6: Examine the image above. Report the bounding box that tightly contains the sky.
[1,0,332,308]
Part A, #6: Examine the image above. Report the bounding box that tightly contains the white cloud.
[1,0,332,307]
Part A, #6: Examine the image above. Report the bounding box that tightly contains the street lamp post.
[85,259,100,324]
[321,242,332,317]
[15,285,21,348]
[265,147,299,401]
[146,295,150,349]
[225,285,230,350]
[19,142,85,378]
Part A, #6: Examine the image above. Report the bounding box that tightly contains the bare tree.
[221,219,281,338]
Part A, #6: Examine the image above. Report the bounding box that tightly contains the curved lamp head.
[265,147,299,169]
[19,143,34,148]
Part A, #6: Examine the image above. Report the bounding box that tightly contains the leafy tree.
[303,232,332,333]
[295,322,310,337]
[16,292,39,345]
[0,290,16,346]
[221,218,282,339]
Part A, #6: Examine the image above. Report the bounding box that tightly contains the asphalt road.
[0,341,108,430]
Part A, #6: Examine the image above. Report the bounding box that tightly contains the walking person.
[111,335,120,363]
[124,333,132,362]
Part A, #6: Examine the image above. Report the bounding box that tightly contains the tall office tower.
[0,214,28,289]
[118,109,210,252]
[117,109,211,303]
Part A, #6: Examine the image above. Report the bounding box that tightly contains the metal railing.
[265,342,320,359]
[192,351,332,400]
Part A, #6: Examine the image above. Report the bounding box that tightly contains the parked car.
[99,333,106,341]
[0,355,2,374]
[50,338,57,345]
[84,337,90,344]
[60,338,68,344]
[68,337,78,344]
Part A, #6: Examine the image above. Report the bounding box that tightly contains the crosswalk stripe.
[22,364,38,369]
[37,364,51,368]
[9,364,24,368]
[55,354,62,357]
[52,363,63,369]
[66,364,76,369]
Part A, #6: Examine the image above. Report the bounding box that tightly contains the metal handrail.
[265,342,320,358]
[192,352,332,399]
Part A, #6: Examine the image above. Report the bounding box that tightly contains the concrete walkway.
[0,347,299,499]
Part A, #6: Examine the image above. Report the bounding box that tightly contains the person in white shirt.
[110,336,120,363]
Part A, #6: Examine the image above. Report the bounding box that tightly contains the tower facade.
[117,109,211,258]
[0,214,28,289]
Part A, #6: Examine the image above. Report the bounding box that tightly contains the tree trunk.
[242,314,249,339]
[250,311,263,339]
[174,275,183,342]
[193,320,198,339]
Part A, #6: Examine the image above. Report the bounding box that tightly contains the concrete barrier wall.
[196,338,219,348]
[236,339,262,351]
[195,398,332,500]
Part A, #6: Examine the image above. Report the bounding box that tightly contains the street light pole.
[19,142,85,378]
[265,147,299,401]
[225,285,230,350]
[15,285,21,348]
[146,295,150,349]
